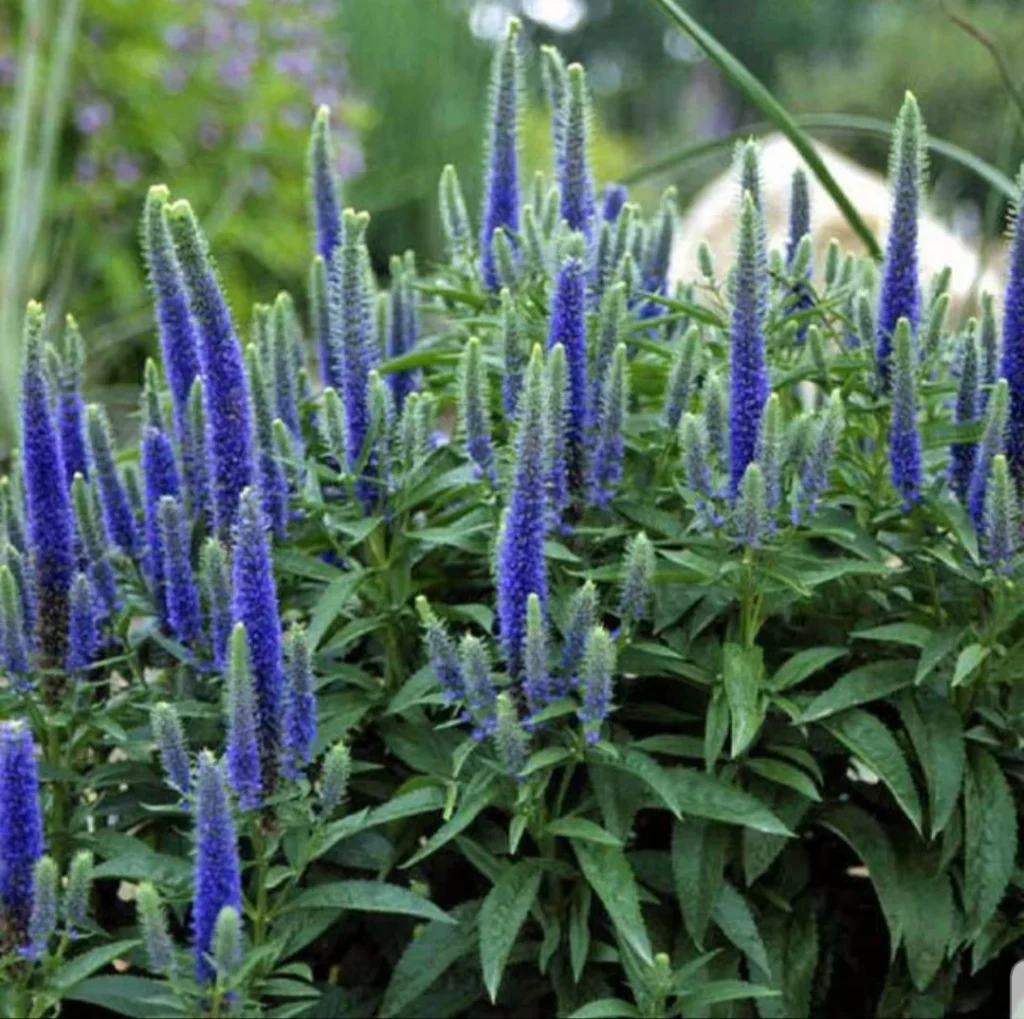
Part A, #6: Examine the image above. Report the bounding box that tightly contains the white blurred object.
[669,133,1006,321]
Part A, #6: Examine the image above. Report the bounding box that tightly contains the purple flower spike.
[20,303,75,668]
[231,488,285,793]
[728,192,769,500]
[166,200,255,538]
[876,94,925,390]
[497,346,548,678]
[191,752,242,986]
[480,19,523,290]
[0,721,44,946]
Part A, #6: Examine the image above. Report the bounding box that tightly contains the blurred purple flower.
[238,120,265,151]
[163,24,193,51]
[313,84,342,109]
[234,20,259,46]
[250,166,271,194]
[204,11,232,49]
[219,54,254,90]
[112,153,140,187]
[74,100,112,136]
[162,66,189,93]
[335,135,364,180]
[74,155,98,186]
[198,120,223,148]
[0,56,17,88]
[279,105,305,129]
[275,48,318,83]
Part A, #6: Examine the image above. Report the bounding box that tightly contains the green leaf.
[590,765,647,842]
[914,627,965,685]
[964,747,1017,938]
[521,746,573,777]
[285,880,454,924]
[52,940,142,991]
[631,734,704,758]
[274,548,344,581]
[745,758,820,802]
[822,709,923,833]
[646,0,880,257]
[899,853,954,992]
[769,646,847,692]
[92,834,191,887]
[816,805,904,954]
[953,642,988,686]
[723,642,765,757]
[312,784,448,862]
[671,818,728,949]
[797,660,915,723]
[258,978,320,999]
[672,766,793,835]
[678,980,779,1011]
[64,976,184,1018]
[742,787,809,886]
[896,692,964,838]
[402,773,498,868]
[569,883,592,984]
[306,570,364,649]
[386,666,443,716]
[604,748,683,818]
[545,817,623,847]
[756,901,819,1018]
[713,882,771,976]
[574,842,653,966]
[852,623,931,648]
[412,523,491,553]
[479,862,544,1002]
[567,1000,640,1018]
[704,686,730,771]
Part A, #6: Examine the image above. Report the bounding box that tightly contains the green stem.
[738,552,760,648]
[251,824,270,950]
[45,716,69,867]
[10,983,30,1019]
[552,761,576,820]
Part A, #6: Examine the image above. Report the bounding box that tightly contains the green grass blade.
[0,0,51,445]
[25,0,83,252]
[648,0,882,258]
[624,112,1017,205]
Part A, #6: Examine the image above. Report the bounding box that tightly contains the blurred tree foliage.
[338,0,638,271]
[0,0,364,384]
[3,0,1021,395]
[337,0,490,272]
[778,0,1024,220]
[522,0,874,136]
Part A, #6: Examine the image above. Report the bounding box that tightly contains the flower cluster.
[3,21,1024,1014]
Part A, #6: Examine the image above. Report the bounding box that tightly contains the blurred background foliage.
[1,0,1023,430]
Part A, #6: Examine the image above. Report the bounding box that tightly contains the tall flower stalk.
[480,19,523,290]
[1001,167,1024,483]
[876,93,925,390]
[547,246,588,500]
[0,721,44,947]
[728,193,769,499]
[142,185,201,439]
[497,345,548,678]
[167,200,255,537]
[231,488,285,793]
[192,753,242,986]
[20,302,74,669]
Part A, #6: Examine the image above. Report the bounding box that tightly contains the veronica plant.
[0,31,1021,1019]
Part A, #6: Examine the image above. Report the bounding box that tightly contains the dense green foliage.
[1,18,1023,1019]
